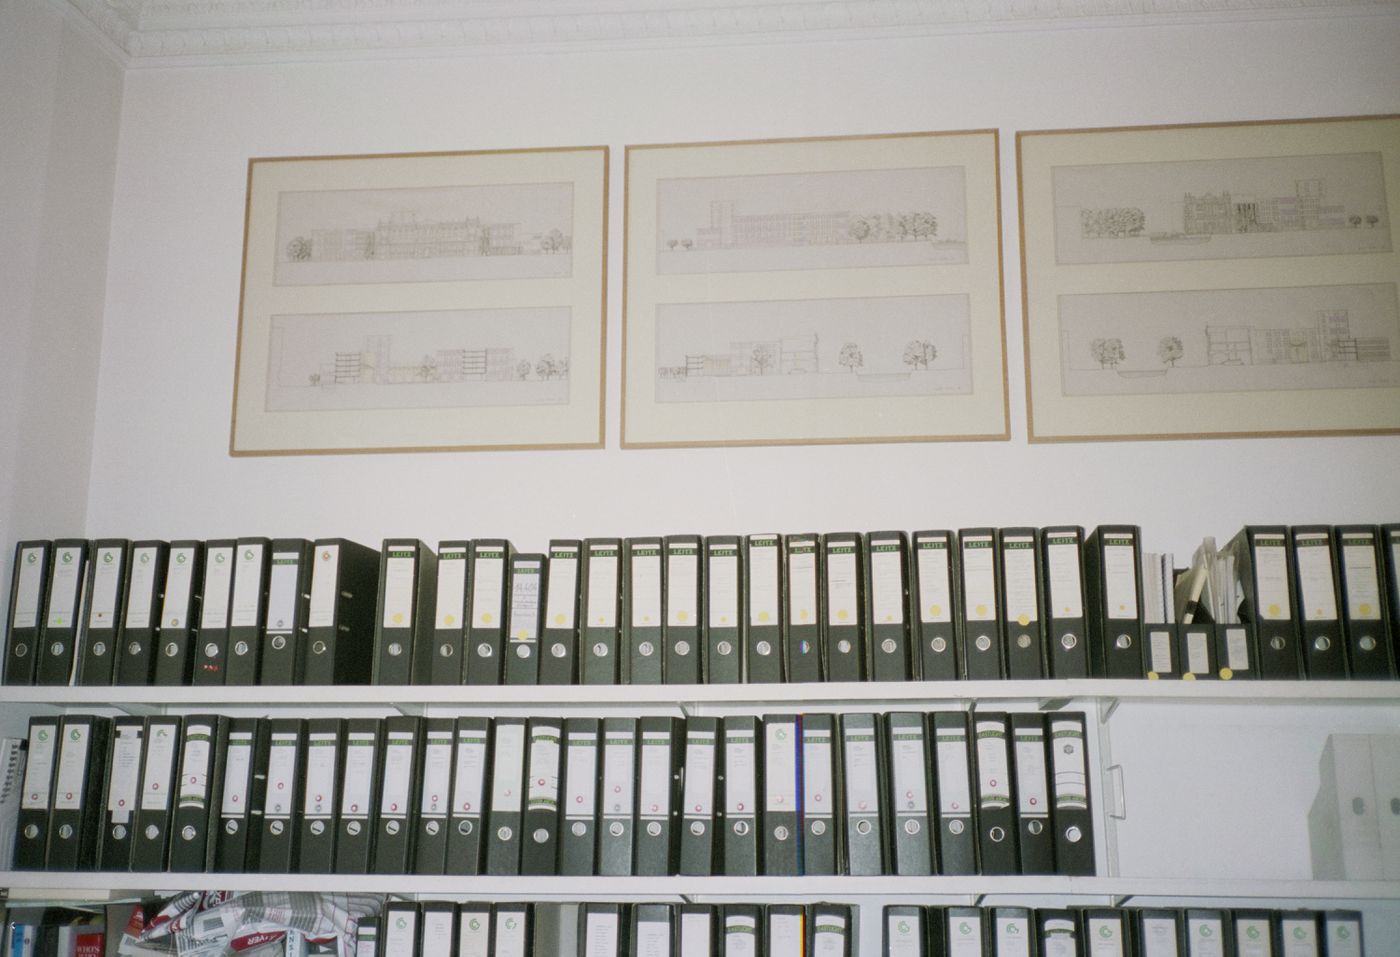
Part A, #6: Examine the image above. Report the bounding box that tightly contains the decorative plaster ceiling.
[63,0,1400,65]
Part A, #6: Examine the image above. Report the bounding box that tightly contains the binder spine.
[372,540,431,686]
[429,541,470,685]
[35,539,89,686]
[520,717,562,876]
[957,529,1003,680]
[838,712,885,876]
[784,534,823,683]
[635,716,681,876]
[213,718,262,872]
[334,719,384,875]
[885,712,933,876]
[932,711,977,875]
[115,541,168,686]
[559,717,599,876]
[598,717,637,876]
[298,718,345,875]
[800,713,838,876]
[623,538,665,686]
[760,714,800,876]
[581,539,622,685]
[373,716,423,874]
[720,715,759,876]
[704,537,744,685]
[1234,526,1303,679]
[663,535,704,685]
[1293,526,1349,679]
[999,528,1046,680]
[539,540,582,685]
[1085,525,1145,679]
[1042,526,1089,679]
[911,531,959,682]
[5,540,52,686]
[1335,526,1395,678]
[153,541,203,687]
[743,535,783,684]
[168,714,227,873]
[193,540,237,686]
[98,715,145,870]
[679,717,718,876]
[303,538,380,686]
[484,716,526,876]
[225,537,271,686]
[822,533,866,682]
[865,532,911,683]
[971,712,1018,875]
[76,540,131,686]
[464,540,512,685]
[445,717,489,876]
[259,540,312,686]
[504,553,545,686]
[412,717,456,875]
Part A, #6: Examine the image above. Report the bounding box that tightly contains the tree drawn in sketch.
[838,342,864,373]
[1350,215,1365,228]
[849,218,873,243]
[903,340,937,370]
[751,342,776,376]
[1090,337,1126,370]
[1367,214,1381,228]
[535,354,570,380]
[287,237,313,262]
[1157,335,1184,367]
[516,360,532,380]
[308,372,321,387]
[1080,207,1147,239]
[539,229,568,254]
[416,355,438,382]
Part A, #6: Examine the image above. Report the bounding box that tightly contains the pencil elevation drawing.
[1058,283,1400,397]
[266,308,571,412]
[655,296,971,403]
[656,167,968,274]
[274,183,575,285]
[1052,152,1391,264]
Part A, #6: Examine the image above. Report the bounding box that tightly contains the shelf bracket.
[1037,696,1073,713]
[1097,696,1120,723]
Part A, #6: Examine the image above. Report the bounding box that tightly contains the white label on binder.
[870,541,905,624]
[490,723,525,812]
[602,729,635,817]
[420,731,453,816]
[107,726,143,823]
[724,728,756,815]
[748,538,779,627]
[265,732,299,817]
[1226,627,1250,671]
[682,731,715,817]
[1296,536,1338,620]
[709,547,739,628]
[1186,629,1210,674]
[1342,540,1382,620]
[124,546,160,628]
[631,548,662,627]
[1002,536,1038,624]
[1104,538,1139,619]
[265,552,299,633]
[962,536,996,621]
[1235,917,1271,957]
[637,919,671,957]
[812,915,845,957]
[47,547,83,628]
[381,553,416,629]
[341,733,376,817]
[52,724,90,811]
[1040,923,1076,957]
[886,915,921,957]
[140,723,178,811]
[421,910,454,957]
[584,911,619,957]
[789,546,817,625]
[381,732,415,817]
[21,723,57,810]
[1325,921,1361,957]
[948,914,982,957]
[587,550,618,628]
[1254,535,1292,620]
[471,549,506,629]
[12,546,46,629]
[680,912,712,957]
[177,724,212,807]
[545,551,578,630]
[764,721,798,811]
[639,735,671,818]
[890,726,929,814]
[508,562,542,641]
[384,911,417,957]
[826,544,858,627]
[452,730,488,816]
[976,720,1010,807]
[434,550,467,630]
[1187,917,1225,957]
[1087,917,1125,956]
[1047,536,1084,619]
[221,733,253,817]
[1014,728,1049,816]
[844,725,880,814]
[89,546,124,629]
[936,727,971,814]
[458,911,490,957]
[1149,628,1173,674]
[527,724,561,811]
[995,916,1032,957]
[304,733,338,817]
[164,547,199,629]
[916,536,953,624]
[1279,919,1315,957]
[802,730,834,818]
[1138,917,1178,956]
[724,917,756,957]
[494,910,527,957]
[307,544,340,629]
[668,546,700,628]
[565,732,598,819]
[769,914,803,957]
[1051,720,1088,809]
[229,543,265,627]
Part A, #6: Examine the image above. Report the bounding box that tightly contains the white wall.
[87,15,1400,555]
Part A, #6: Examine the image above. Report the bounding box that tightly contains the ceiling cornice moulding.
[61,0,1400,66]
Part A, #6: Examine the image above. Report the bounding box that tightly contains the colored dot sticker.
[930,604,942,616]
[392,613,404,625]
[554,614,565,625]
[1017,614,1030,626]
[975,604,988,616]
[678,611,689,623]
[1147,672,1159,680]
[444,615,455,626]
[1267,603,1281,616]
[757,611,769,623]
[517,630,528,640]
[837,609,849,622]
[1360,603,1374,616]
[1220,667,1234,680]
[482,613,493,624]
[799,609,810,621]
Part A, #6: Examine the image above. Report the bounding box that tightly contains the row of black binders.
[886,905,1364,957]
[359,901,853,957]
[13,709,1094,878]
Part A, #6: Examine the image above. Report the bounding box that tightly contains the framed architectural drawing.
[622,131,1008,447]
[1018,115,1400,442]
[231,146,608,454]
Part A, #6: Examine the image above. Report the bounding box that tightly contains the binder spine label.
[725,730,756,817]
[1149,628,1173,674]
[266,732,300,817]
[266,553,300,633]
[668,546,699,627]
[452,731,489,817]
[975,722,1010,807]
[221,734,253,817]
[201,548,235,629]
[1050,722,1088,809]
[682,732,715,818]
[812,916,846,957]
[885,914,921,957]
[342,734,377,819]
[748,538,779,627]
[826,543,858,626]
[935,731,971,816]
[382,551,418,629]
[545,549,579,630]
[421,732,453,817]
[1296,536,1339,620]
[770,914,802,956]
[802,731,833,820]
[994,916,1031,951]
[472,550,506,629]
[789,543,817,627]
[52,725,91,810]
[870,540,904,625]
[12,546,45,629]
[891,729,929,815]
[1186,629,1210,674]
[108,728,143,822]
[631,546,662,627]
[1014,731,1049,817]
[141,725,178,811]
[843,730,879,815]
[527,726,561,812]
[382,733,416,818]
[230,544,266,627]
[125,547,160,629]
[638,733,671,819]
[1046,535,1084,618]
[89,547,124,629]
[725,917,757,957]
[584,910,619,957]
[1102,535,1139,619]
[602,731,635,818]
[681,912,712,957]
[1253,535,1293,619]
[21,723,56,810]
[564,732,597,820]
[509,562,542,641]
[587,547,619,628]
[308,544,341,629]
[495,910,527,957]
[47,546,84,628]
[178,725,213,807]
[305,733,338,818]
[764,722,798,812]
[1002,537,1038,625]
[962,536,996,621]
[1226,627,1251,671]
[709,545,739,629]
[636,919,671,957]
[164,548,199,628]
[916,537,952,623]
[435,549,467,629]
[1341,537,1382,619]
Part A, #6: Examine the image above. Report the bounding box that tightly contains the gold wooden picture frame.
[622,131,1008,448]
[1018,115,1400,442]
[230,146,608,455]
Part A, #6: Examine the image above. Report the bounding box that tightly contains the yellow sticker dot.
[392,613,404,625]
[1267,603,1281,617]
[757,611,770,624]
[930,604,942,617]
[800,609,810,622]
[884,614,894,623]
[975,604,988,616]
[678,611,689,623]
[554,614,565,626]
[837,609,849,622]
[517,630,528,640]
[1219,667,1234,680]
[1147,672,1159,680]
[1360,603,1373,616]
[1183,672,1197,681]
[1017,614,1030,627]
[720,616,729,625]
[444,615,455,626]
[482,613,493,625]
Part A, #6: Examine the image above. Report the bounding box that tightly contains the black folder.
[910,531,959,682]
[302,538,380,685]
[931,711,976,875]
[957,528,1003,680]
[839,711,885,875]
[971,711,1018,874]
[372,538,437,686]
[15,715,60,868]
[224,537,271,686]
[1084,525,1145,678]
[297,717,345,874]
[540,539,582,685]
[1228,526,1303,679]
[412,716,455,875]
[334,717,383,875]
[720,714,759,875]
[1185,909,1230,956]
[465,539,513,685]
[1383,525,1400,677]
[998,528,1046,679]
[1292,526,1349,678]
[5,540,52,686]
[1216,622,1259,681]
[456,904,491,957]
[1144,623,1180,680]
[1048,712,1094,875]
[131,715,182,872]
[1231,910,1273,957]
[1178,622,1219,681]
[445,716,491,875]
[258,717,306,873]
[581,538,622,685]
[152,541,203,686]
[866,532,911,682]
[493,903,531,957]
[760,714,800,876]
[521,717,563,875]
[1274,912,1321,955]
[45,714,110,870]
[623,537,665,685]
[1333,525,1395,678]
[942,908,986,956]
[485,716,527,875]
[114,541,167,686]
[1083,908,1130,954]
[743,534,783,684]
[1041,526,1090,679]
[883,906,925,957]
[822,532,865,682]
[704,536,744,684]
[784,533,823,682]
[800,713,839,875]
[1322,910,1364,956]
[258,539,312,685]
[213,717,263,872]
[883,712,934,876]
[373,715,423,874]
[76,540,130,686]
[429,540,470,684]
[990,907,1034,955]
[599,716,637,875]
[98,715,145,870]
[664,536,704,685]
[559,716,600,876]
[383,901,420,956]
[35,539,88,686]
[419,900,458,957]
[192,540,237,686]
[1009,712,1054,875]
[168,714,227,873]
[679,716,718,875]
[636,715,682,876]
[504,552,546,686]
